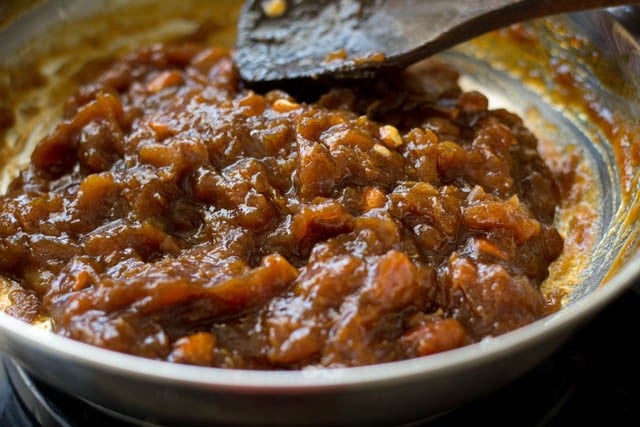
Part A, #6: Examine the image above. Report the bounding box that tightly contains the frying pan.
[0,1,639,426]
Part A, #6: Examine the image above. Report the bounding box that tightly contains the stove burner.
[1,290,639,427]
[0,348,580,427]
[2,359,136,427]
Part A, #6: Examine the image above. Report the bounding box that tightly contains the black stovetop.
[2,289,640,427]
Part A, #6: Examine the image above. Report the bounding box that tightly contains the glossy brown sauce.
[0,44,564,368]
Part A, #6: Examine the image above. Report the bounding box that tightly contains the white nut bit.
[379,125,403,148]
[262,0,287,18]
[273,98,301,113]
[373,144,392,158]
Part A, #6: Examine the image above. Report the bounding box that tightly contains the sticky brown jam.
[0,44,562,368]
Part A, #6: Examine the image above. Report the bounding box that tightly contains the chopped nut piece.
[262,0,287,18]
[169,333,216,366]
[324,48,347,63]
[354,52,386,65]
[273,98,301,113]
[379,125,403,148]
[372,143,392,157]
[362,187,386,211]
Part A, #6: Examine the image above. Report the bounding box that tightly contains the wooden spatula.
[236,0,638,82]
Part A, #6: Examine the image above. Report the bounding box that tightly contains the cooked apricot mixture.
[0,44,563,368]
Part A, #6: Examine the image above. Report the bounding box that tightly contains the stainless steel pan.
[0,2,638,426]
